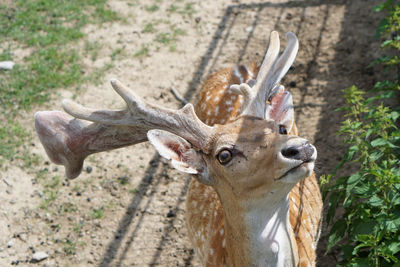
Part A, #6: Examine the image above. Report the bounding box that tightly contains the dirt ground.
[0,0,384,266]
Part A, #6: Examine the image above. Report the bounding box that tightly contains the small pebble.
[86,166,93,173]
[167,210,175,218]
[32,251,49,262]
[0,61,15,70]
[7,239,15,248]
[245,26,253,32]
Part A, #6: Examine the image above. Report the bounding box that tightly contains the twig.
[170,88,189,105]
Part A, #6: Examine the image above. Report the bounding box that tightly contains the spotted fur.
[188,64,323,266]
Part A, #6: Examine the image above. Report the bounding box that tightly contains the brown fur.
[187,64,323,266]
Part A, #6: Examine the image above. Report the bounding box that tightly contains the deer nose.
[281,143,315,162]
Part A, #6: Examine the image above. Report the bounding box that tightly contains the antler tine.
[260,32,299,102]
[62,78,146,125]
[62,99,132,125]
[230,32,298,119]
[230,31,280,117]
[255,31,280,88]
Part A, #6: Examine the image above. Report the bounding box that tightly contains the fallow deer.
[34,31,323,266]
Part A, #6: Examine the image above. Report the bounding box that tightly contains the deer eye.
[217,149,233,165]
[279,125,288,135]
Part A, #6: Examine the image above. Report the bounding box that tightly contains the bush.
[322,1,400,266]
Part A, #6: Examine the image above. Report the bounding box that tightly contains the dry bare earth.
[0,0,383,266]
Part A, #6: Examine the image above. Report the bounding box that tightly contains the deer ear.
[265,86,294,133]
[147,130,213,185]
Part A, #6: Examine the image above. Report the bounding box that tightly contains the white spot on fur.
[233,67,243,83]
[220,228,224,236]
[210,249,214,255]
[207,110,211,116]
[214,106,219,116]
[213,96,220,103]
[206,95,211,101]
[225,100,232,106]
[201,105,206,112]
[222,238,226,248]
[227,107,234,112]
[214,210,217,217]
[220,119,226,124]
[202,211,206,217]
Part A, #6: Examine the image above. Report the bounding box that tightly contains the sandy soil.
[0,0,384,266]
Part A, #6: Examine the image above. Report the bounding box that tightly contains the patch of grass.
[90,207,104,219]
[87,62,114,85]
[84,40,103,61]
[129,188,138,194]
[73,222,84,234]
[145,4,159,13]
[40,189,59,210]
[110,47,126,61]
[143,22,157,33]
[134,45,150,58]
[154,26,186,51]
[181,3,195,17]
[167,2,196,17]
[0,121,29,167]
[117,176,130,185]
[0,1,119,46]
[59,203,78,215]
[0,0,121,166]
[63,239,77,255]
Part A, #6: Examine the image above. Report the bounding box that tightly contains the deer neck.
[218,182,298,267]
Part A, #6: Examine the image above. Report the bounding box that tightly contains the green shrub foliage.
[322,1,400,266]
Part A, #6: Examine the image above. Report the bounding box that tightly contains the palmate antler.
[35,79,214,179]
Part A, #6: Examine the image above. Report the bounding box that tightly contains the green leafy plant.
[322,1,400,266]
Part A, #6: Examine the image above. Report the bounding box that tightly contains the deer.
[34,31,323,267]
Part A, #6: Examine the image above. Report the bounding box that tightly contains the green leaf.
[385,218,400,232]
[369,195,384,207]
[388,242,400,254]
[347,173,362,185]
[371,138,389,147]
[327,219,347,252]
[327,193,339,224]
[349,257,370,267]
[353,182,374,195]
[371,138,399,148]
[354,220,378,235]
